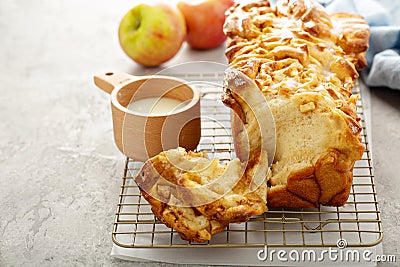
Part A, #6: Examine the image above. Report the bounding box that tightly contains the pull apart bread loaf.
[135,148,269,242]
[223,0,370,208]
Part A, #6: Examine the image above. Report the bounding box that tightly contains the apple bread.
[222,0,369,207]
[134,147,269,242]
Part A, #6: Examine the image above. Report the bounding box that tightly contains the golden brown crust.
[286,166,320,204]
[223,0,368,208]
[267,185,317,208]
[141,190,228,243]
[134,148,268,242]
[330,12,370,55]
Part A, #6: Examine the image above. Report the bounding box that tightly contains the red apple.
[118,3,186,67]
[177,0,234,50]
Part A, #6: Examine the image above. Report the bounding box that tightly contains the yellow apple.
[118,3,186,67]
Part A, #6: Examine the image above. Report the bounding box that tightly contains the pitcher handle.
[93,72,135,94]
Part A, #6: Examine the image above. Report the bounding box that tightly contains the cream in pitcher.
[127,97,186,115]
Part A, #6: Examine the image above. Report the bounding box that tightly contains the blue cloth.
[323,0,400,90]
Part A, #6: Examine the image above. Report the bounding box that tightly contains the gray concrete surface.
[0,0,399,266]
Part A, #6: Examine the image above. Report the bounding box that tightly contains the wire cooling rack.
[112,73,382,249]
